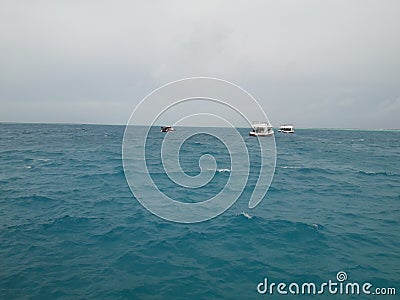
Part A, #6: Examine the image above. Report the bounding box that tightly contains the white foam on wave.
[37,158,51,162]
[217,168,231,173]
[359,170,397,176]
[237,211,252,219]
[359,169,376,175]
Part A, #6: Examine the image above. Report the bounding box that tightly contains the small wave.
[358,170,398,177]
[280,166,302,169]
[203,168,231,173]
[76,170,125,179]
[12,194,57,206]
[310,223,324,230]
[42,214,95,229]
[37,158,51,162]
[280,166,337,176]
[25,165,32,169]
[217,168,231,173]
[236,211,253,219]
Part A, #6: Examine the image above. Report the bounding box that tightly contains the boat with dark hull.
[161,126,175,133]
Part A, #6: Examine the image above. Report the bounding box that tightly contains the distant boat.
[249,121,274,137]
[278,124,294,133]
[161,126,174,133]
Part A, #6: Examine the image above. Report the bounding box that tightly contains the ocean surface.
[0,123,399,299]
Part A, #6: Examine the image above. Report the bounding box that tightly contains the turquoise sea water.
[0,123,399,299]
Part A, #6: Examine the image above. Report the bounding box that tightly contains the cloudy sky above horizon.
[1,0,399,129]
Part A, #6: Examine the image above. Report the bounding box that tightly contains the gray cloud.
[1,0,399,128]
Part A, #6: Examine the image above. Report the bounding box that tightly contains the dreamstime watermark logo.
[122,77,276,223]
[257,271,396,296]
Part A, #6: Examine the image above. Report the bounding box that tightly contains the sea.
[0,123,399,299]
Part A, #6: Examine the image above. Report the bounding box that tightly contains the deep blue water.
[0,123,399,299]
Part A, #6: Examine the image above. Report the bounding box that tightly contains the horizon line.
[1,121,399,132]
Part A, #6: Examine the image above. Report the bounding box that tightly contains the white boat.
[278,124,294,133]
[249,121,274,137]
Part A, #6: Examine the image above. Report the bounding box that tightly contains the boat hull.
[161,126,174,132]
[249,131,274,137]
[278,130,294,133]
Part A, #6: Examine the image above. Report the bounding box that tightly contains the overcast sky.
[1,0,399,129]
